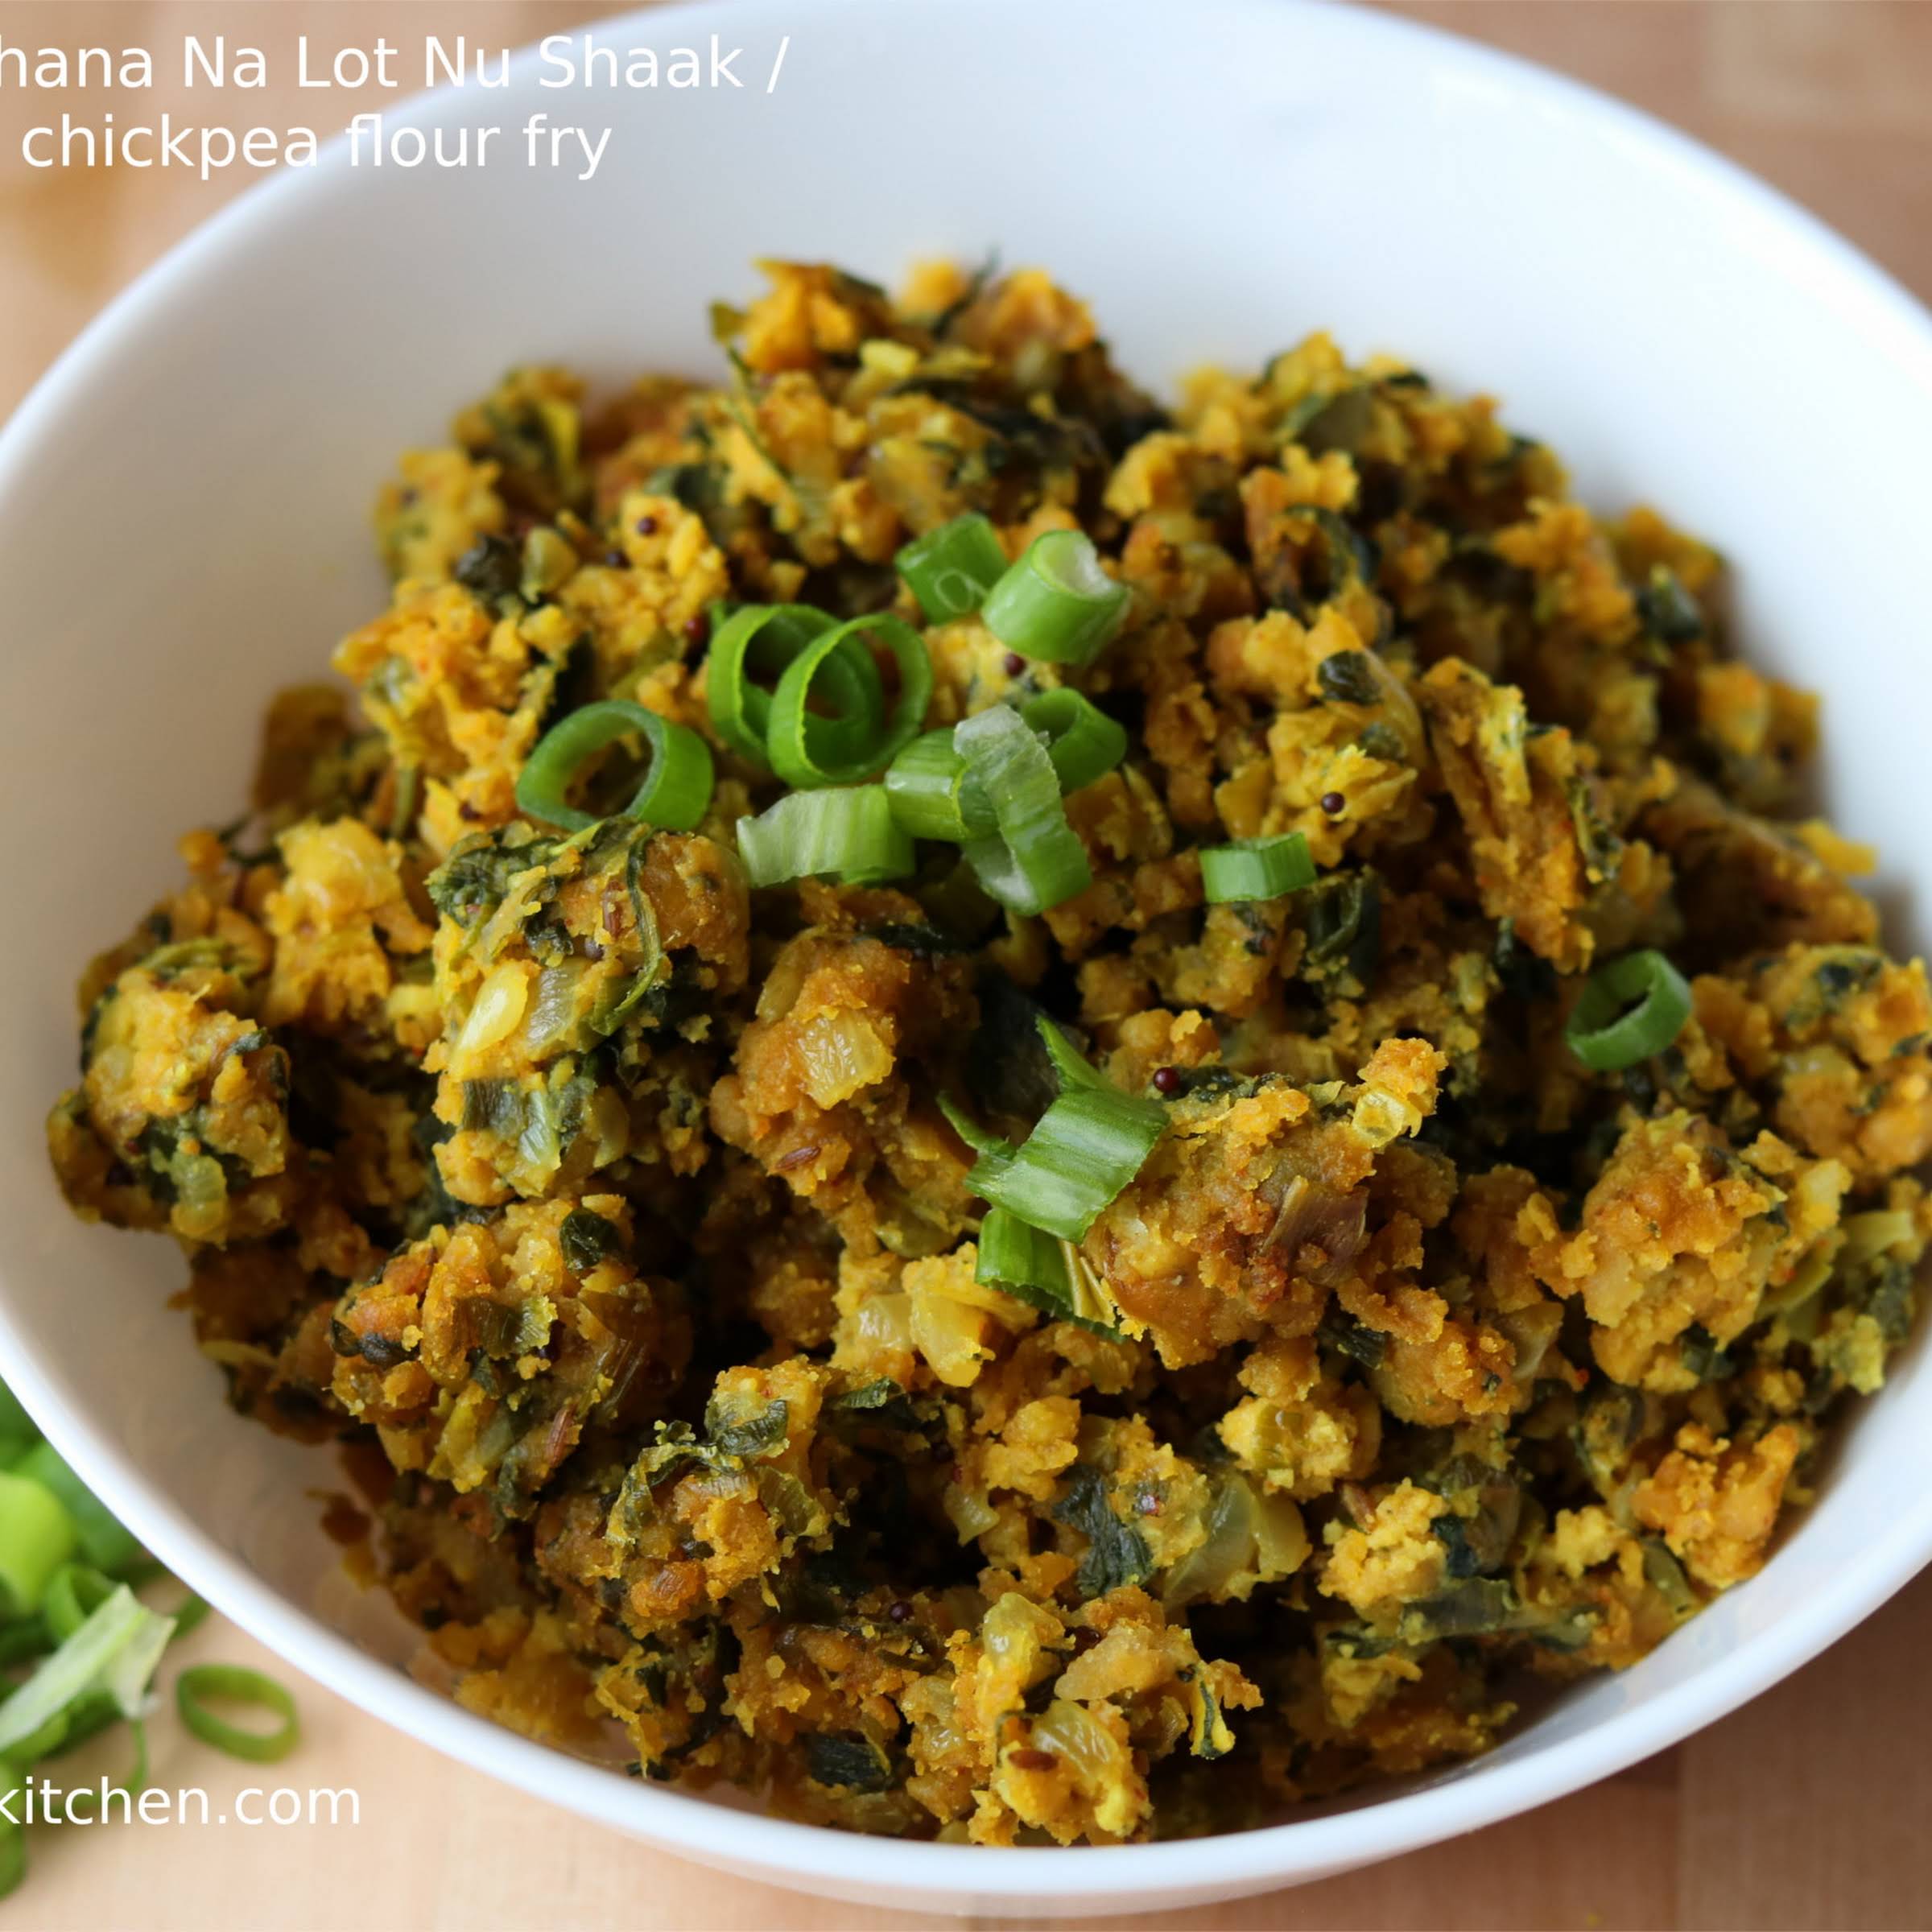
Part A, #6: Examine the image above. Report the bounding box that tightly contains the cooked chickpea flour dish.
[46,262,1932,1844]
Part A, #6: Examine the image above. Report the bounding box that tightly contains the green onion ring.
[6,1441,142,1578]
[895,513,1009,622]
[41,1564,115,1645]
[2,1705,72,1766]
[175,1665,301,1765]
[884,730,999,843]
[983,529,1132,667]
[956,1019,1166,1243]
[38,1686,121,1764]
[768,614,932,788]
[954,706,1092,914]
[1564,948,1693,1071]
[1020,689,1129,795]
[515,700,714,834]
[975,1208,1124,1335]
[975,1207,1071,1309]
[737,786,915,889]
[0,1587,170,1757]
[707,604,876,767]
[0,1472,76,1622]
[1199,832,1317,903]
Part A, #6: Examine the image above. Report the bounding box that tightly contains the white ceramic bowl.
[5,0,1932,1915]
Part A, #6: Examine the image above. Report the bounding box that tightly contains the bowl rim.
[6,0,1932,1905]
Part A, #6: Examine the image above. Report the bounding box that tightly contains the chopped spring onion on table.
[176,1665,301,1764]
[737,785,914,887]
[0,1472,75,1622]
[767,613,933,788]
[707,603,861,766]
[1564,947,1693,1071]
[41,1563,116,1644]
[1199,832,1317,903]
[0,1372,298,1898]
[0,1585,174,1758]
[514,700,715,833]
[953,705,1092,914]
[895,512,1009,622]
[1021,689,1128,795]
[9,1439,146,1578]
[28,1686,126,1763]
[884,730,998,843]
[14,1685,124,1765]
[982,529,1131,666]
[946,1018,1166,1243]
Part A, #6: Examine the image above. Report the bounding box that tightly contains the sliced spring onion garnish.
[1564,948,1693,1071]
[97,1597,174,1723]
[896,513,1009,622]
[887,692,1125,847]
[974,1208,1124,1335]
[976,1205,1067,1300]
[176,1665,301,1765]
[956,1018,1167,1243]
[21,1686,126,1777]
[0,1472,75,1622]
[768,613,933,788]
[1020,689,1128,795]
[954,706,1092,914]
[737,786,915,888]
[937,1095,1016,1166]
[706,603,857,766]
[884,730,999,843]
[515,700,715,833]
[982,529,1131,667]
[1199,832,1316,903]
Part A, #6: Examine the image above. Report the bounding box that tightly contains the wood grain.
[4,4,1930,1926]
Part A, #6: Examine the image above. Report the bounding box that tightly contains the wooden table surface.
[4,4,1931,1927]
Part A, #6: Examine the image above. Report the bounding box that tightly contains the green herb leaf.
[1315,650,1381,708]
[455,534,523,605]
[804,1731,894,1791]
[703,1395,790,1462]
[1052,1465,1154,1601]
[559,1208,624,1275]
